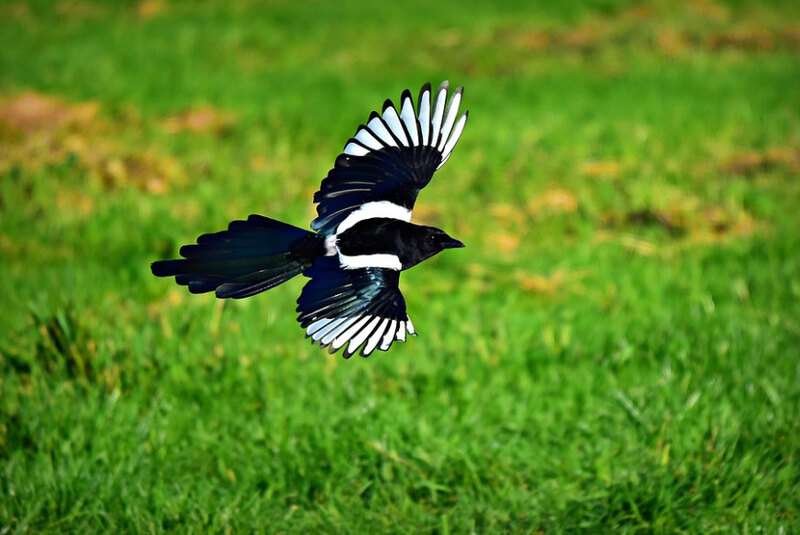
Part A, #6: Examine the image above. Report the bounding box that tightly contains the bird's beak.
[441,237,465,249]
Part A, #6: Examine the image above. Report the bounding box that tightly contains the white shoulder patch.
[338,253,402,271]
[335,200,411,234]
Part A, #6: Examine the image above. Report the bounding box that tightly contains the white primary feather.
[400,96,418,145]
[396,322,406,341]
[309,317,347,341]
[313,316,353,340]
[430,83,448,147]
[355,127,383,150]
[306,318,332,336]
[380,320,397,350]
[367,116,397,147]
[382,106,409,146]
[418,88,431,145]
[348,316,382,354]
[333,316,372,350]
[363,318,389,355]
[343,142,369,156]
[321,316,360,345]
[438,90,462,151]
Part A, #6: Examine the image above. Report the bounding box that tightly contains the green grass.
[2,0,800,532]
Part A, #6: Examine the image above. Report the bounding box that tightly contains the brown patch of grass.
[599,195,761,255]
[687,206,759,245]
[137,0,166,20]
[558,21,614,52]
[100,152,184,194]
[489,6,799,65]
[516,269,588,296]
[162,106,235,136]
[0,91,186,194]
[495,21,617,55]
[488,232,520,255]
[489,203,525,226]
[706,27,776,52]
[0,2,32,21]
[656,28,691,57]
[0,92,98,134]
[721,147,800,176]
[688,0,730,22]
[507,29,551,52]
[516,270,566,296]
[624,209,686,236]
[603,206,686,236]
[527,188,578,218]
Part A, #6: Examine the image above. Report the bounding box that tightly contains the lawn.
[1,0,799,532]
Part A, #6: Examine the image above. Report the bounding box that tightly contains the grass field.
[2,0,800,532]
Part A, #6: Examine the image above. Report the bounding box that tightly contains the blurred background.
[1,0,799,531]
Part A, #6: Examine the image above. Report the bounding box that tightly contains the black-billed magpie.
[152,81,468,357]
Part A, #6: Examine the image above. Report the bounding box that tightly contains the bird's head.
[407,226,464,265]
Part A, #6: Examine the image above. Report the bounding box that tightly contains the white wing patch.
[418,86,431,145]
[342,80,468,169]
[400,94,419,146]
[338,253,401,271]
[438,89,461,152]
[335,200,412,234]
[307,314,414,357]
[343,142,369,156]
[380,320,396,351]
[367,115,397,147]
[382,105,409,146]
[430,83,448,148]
[354,127,383,150]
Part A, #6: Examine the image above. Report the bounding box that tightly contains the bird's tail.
[151,215,324,299]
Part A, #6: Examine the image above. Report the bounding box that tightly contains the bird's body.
[152,81,469,357]
[336,217,463,271]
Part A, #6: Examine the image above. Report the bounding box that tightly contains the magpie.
[152,81,468,357]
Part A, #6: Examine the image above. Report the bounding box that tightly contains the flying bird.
[152,81,469,357]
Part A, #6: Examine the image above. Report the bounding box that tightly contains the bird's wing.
[296,257,415,357]
[311,81,469,235]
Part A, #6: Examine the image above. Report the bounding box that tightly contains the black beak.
[441,237,465,249]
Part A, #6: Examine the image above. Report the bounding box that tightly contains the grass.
[1,0,800,532]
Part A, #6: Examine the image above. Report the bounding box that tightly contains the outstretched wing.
[312,81,469,235]
[296,257,416,358]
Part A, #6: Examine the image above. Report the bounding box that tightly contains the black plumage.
[152,81,469,357]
